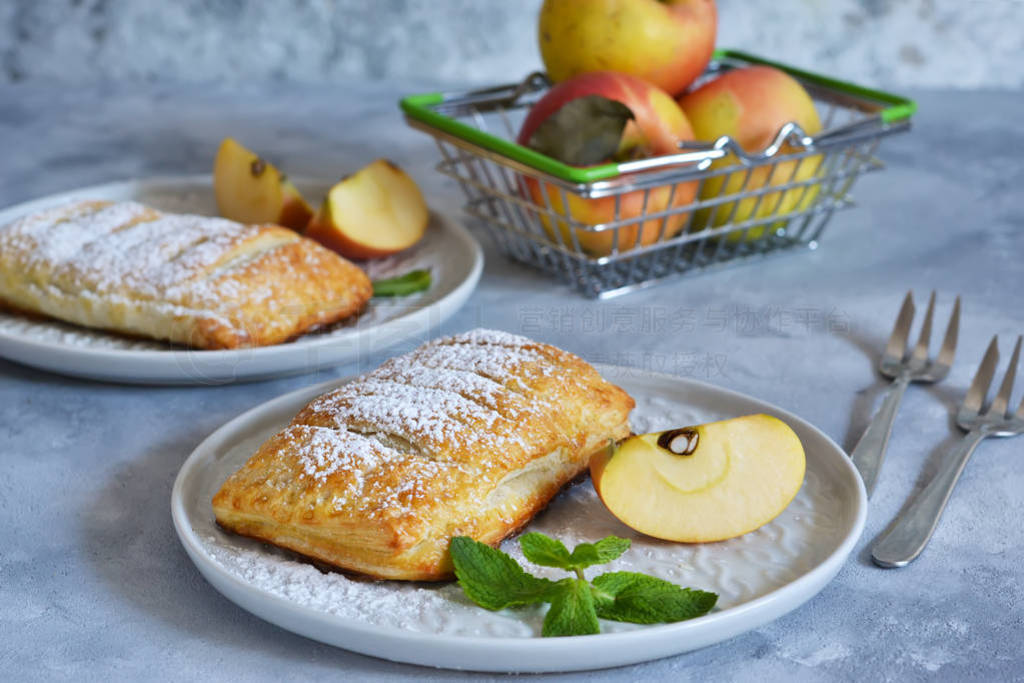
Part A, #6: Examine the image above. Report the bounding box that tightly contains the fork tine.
[935,295,961,369]
[1016,354,1024,420]
[910,291,936,365]
[989,335,1022,418]
[884,291,915,362]
[964,336,1000,415]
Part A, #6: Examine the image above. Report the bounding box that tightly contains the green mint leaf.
[372,269,431,297]
[566,536,631,570]
[526,95,635,166]
[591,571,718,625]
[519,532,573,568]
[449,537,558,610]
[542,578,600,637]
[520,533,630,571]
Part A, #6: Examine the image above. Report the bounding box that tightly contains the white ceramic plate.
[171,365,867,673]
[0,176,483,384]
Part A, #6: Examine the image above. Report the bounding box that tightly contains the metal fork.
[851,291,961,496]
[873,335,1024,567]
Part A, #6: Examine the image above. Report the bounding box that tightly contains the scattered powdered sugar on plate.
[195,379,848,639]
[201,537,514,634]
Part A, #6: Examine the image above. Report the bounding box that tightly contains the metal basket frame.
[402,50,915,298]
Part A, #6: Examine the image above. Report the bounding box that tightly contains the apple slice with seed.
[213,137,313,231]
[590,414,806,542]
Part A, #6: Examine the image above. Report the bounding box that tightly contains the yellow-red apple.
[678,66,823,239]
[590,415,806,542]
[539,0,717,96]
[213,137,313,231]
[517,71,698,256]
[304,159,429,260]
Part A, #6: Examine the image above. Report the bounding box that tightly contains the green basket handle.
[401,49,917,185]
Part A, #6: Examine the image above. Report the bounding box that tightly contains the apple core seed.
[249,158,267,178]
[658,428,699,455]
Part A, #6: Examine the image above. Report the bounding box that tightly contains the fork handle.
[851,375,911,497]
[871,429,987,568]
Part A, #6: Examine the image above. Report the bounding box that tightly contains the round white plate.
[171,364,867,673]
[0,176,483,384]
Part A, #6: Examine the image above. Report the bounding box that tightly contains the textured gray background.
[2,0,1023,89]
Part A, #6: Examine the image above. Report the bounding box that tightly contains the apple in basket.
[516,71,699,256]
[677,66,824,240]
[538,0,718,97]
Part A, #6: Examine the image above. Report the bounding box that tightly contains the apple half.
[304,159,429,259]
[590,414,806,542]
[213,137,313,231]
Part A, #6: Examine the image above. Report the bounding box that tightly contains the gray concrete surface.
[0,81,1022,680]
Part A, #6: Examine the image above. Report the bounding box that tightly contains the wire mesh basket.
[401,49,915,299]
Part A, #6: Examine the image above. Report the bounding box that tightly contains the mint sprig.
[449,533,717,637]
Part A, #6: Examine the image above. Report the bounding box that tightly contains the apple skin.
[278,179,315,232]
[517,71,698,256]
[539,0,717,96]
[304,159,429,260]
[677,66,823,239]
[590,414,806,543]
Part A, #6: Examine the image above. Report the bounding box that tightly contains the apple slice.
[304,159,428,259]
[213,137,313,231]
[590,415,805,542]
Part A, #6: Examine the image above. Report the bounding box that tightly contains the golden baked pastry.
[212,329,634,580]
[0,200,372,349]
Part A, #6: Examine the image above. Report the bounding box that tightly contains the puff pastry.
[0,200,372,349]
[212,329,634,580]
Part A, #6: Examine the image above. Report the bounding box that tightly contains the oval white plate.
[0,176,483,384]
[171,364,866,673]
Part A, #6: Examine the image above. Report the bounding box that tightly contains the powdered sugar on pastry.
[212,329,635,580]
[0,199,372,348]
[293,425,402,484]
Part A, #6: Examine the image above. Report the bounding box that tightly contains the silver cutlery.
[851,291,961,497]
[872,335,1024,567]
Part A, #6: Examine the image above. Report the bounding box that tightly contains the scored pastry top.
[0,200,372,348]
[212,329,634,579]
